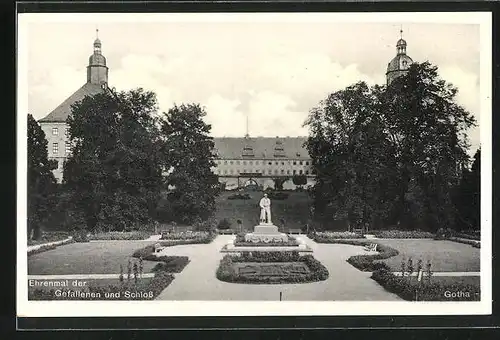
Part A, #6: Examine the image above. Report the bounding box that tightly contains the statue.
[259,193,271,224]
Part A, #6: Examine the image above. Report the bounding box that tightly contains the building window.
[305,170,309,175]
[65,128,69,136]
[306,161,309,165]
[274,169,278,175]
[299,170,303,175]
[293,161,296,165]
[268,161,272,165]
[287,170,290,175]
[293,169,296,175]
[52,143,58,154]
[230,161,233,165]
[281,169,284,174]
[281,161,284,165]
[224,170,227,174]
[275,161,278,165]
[243,161,246,165]
[249,161,253,165]
[299,161,303,165]
[65,142,71,154]
[52,127,58,135]
[237,160,240,165]
[224,160,227,165]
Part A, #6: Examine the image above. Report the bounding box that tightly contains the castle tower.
[87,29,109,85]
[386,29,414,85]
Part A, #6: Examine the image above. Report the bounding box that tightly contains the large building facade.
[212,136,314,190]
[38,34,108,182]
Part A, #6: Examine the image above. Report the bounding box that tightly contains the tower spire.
[96,28,99,39]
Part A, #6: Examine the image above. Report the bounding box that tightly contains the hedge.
[371,269,480,301]
[216,251,329,284]
[308,238,399,272]
[27,237,75,257]
[370,230,435,239]
[28,271,174,300]
[310,231,364,241]
[28,231,71,246]
[88,231,153,241]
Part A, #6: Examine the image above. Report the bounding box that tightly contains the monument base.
[244,223,289,243]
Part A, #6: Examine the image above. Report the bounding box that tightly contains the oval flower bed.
[216,251,329,284]
[233,234,299,247]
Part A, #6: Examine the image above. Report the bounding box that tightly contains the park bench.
[363,243,377,252]
[288,229,302,235]
[154,242,165,253]
[218,229,236,235]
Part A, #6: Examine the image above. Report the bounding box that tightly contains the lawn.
[28,241,159,275]
[215,191,312,231]
[374,239,480,272]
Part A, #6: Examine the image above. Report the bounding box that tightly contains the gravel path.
[155,235,402,301]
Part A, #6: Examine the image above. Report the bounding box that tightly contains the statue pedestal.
[244,223,289,243]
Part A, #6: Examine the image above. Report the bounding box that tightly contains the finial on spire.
[400,25,403,39]
[96,28,99,39]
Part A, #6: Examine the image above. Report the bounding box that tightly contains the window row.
[52,127,70,136]
[52,142,72,154]
[218,160,310,166]
[215,169,309,176]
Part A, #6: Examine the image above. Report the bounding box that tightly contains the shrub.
[371,230,435,239]
[267,192,289,200]
[88,231,153,241]
[72,230,90,243]
[150,256,190,273]
[29,271,175,300]
[216,252,328,284]
[160,230,215,241]
[311,231,364,241]
[227,193,251,200]
[193,218,218,233]
[371,269,480,301]
[217,218,232,230]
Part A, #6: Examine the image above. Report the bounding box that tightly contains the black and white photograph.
[17,12,492,317]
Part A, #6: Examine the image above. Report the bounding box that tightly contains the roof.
[213,137,310,160]
[38,82,104,123]
[386,54,413,74]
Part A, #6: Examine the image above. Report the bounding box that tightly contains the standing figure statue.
[259,193,272,224]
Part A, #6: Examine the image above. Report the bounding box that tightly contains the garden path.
[155,235,402,301]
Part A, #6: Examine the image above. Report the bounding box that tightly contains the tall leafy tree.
[453,148,480,231]
[161,103,220,224]
[27,114,57,239]
[381,62,476,230]
[64,88,163,232]
[305,82,398,230]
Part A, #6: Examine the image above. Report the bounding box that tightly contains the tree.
[64,88,164,232]
[305,82,398,230]
[381,62,476,230]
[272,177,289,191]
[161,103,220,224]
[292,174,307,189]
[27,114,57,239]
[453,148,480,231]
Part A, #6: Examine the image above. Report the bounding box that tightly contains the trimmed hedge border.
[370,230,435,239]
[132,235,216,258]
[88,231,154,241]
[308,237,399,272]
[27,237,75,257]
[371,269,480,301]
[216,251,329,284]
[28,270,175,300]
[233,234,299,247]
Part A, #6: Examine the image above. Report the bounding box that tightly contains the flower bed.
[28,231,71,246]
[160,231,215,242]
[310,231,364,241]
[448,237,481,248]
[28,271,174,300]
[371,269,480,301]
[370,230,435,239]
[27,237,75,257]
[233,234,299,247]
[88,231,153,241]
[216,251,329,284]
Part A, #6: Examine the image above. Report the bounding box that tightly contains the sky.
[21,13,482,154]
